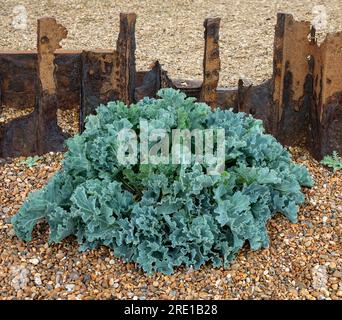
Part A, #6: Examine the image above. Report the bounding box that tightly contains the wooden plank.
[271,13,314,146]
[271,13,342,159]
[0,50,146,109]
[134,61,175,101]
[0,17,70,157]
[134,61,162,101]
[116,13,136,105]
[80,50,120,131]
[200,17,221,108]
[0,53,37,108]
[309,32,342,159]
[0,52,82,109]
[36,17,70,154]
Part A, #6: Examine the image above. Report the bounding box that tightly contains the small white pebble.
[322,216,328,224]
[65,284,75,292]
[263,270,269,275]
[320,288,330,297]
[29,258,39,265]
[310,199,317,206]
[34,276,42,286]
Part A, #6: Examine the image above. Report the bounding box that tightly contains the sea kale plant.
[12,88,313,274]
[320,151,342,172]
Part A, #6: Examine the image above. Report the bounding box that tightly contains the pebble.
[304,241,312,247]
[0,30,340,300]
[34,275,42,286]
[10,267,29,290]
[29,258,39,265]
[332,271,341,278]
[329,262,336,269]
[56,253,65,260]
[320,288,330,297]
[82,274,91,283]
[65,284,75,292]
[68,271,80,281]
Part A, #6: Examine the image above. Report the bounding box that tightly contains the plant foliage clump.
[20,156,42,168]
[320,151,342,172]
[12,89,313,274]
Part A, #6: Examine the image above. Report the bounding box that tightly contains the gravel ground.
[0,148,341,300]
[0,0,341,300]
[1,0,342,86]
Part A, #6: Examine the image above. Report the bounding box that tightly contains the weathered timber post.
[271,12,342,159]
[271,13,314,146]
[309,33,342,159]
[0,17,69,157]
[134,60,175,102]
[117,13,136,105]
[79,12,136,131]
[200,17,221,109]
[36,17,69,154]
[80,50,120,131]
[134,61,162,101]
[237,79,248,113]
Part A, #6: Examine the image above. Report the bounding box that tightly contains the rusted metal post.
[200,17,221,109]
